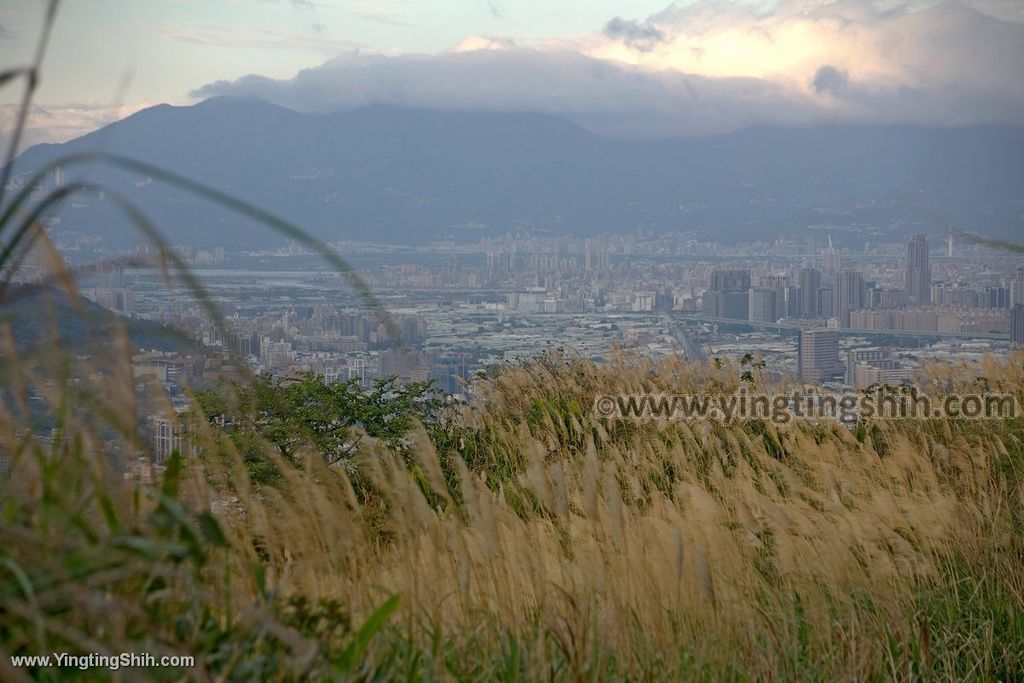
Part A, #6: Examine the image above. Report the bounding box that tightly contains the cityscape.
[3,0,1024,678]
[8,217,1020,464]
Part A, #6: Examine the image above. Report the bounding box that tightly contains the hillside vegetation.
[2,336,1022,680]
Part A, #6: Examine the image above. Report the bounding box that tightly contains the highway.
[668,313,1010,341]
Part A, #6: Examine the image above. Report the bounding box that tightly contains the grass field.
[2,331,1022,680]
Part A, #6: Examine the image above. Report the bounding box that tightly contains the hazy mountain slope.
[10,97,1024,247]
[1,285,197,354]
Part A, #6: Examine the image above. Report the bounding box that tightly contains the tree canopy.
[195,373,444,482]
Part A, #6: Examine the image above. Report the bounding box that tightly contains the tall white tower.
[822,235,841,276]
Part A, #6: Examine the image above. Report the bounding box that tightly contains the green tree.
[195,373,444,482]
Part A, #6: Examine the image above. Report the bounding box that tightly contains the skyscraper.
[818,285,833,318]
[784,285,801,318]
[798,267,821,318]
[906,234,931,305]
[703,269,751,320]
[1008,269,1024,307]
[798,328,842,383]
[710,269,751,292]
[822,236,841,276]
[1011,304,1024,348]
[832,270,865,327]
[748,288,778,323]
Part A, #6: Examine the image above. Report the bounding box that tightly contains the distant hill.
[9,97,1024,246]
[0,286,197,355]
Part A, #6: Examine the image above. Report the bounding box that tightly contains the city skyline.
[29,228,1017,412]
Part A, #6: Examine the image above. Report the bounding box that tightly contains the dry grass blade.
[0,0,59,207]
[0,152,399,342]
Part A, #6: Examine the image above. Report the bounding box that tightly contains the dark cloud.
[603,17,665,52]
[481,1,503,20]
[811,65,850,97]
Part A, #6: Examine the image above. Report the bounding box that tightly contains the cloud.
[23,0,1021,145]
[229,0,321,7]
[810,65,849,97]
[163,24,361,52]
[191,1,1024,139]
[480,0,503,20]
[191,48,825,138]
[350,8,412,27]
[603,17,665,52]
[590,0,1024,88]
[0,102,156,150]
[454,35,516,52]
[0,25,10,39]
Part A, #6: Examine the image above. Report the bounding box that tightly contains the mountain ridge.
[9,97,1024,247]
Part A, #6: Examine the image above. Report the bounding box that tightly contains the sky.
[1,0,1023,145]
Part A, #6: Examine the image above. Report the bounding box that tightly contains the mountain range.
[9,96,1024,248]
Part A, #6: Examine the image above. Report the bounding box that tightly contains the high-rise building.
[381,349,434,383]
[1012,304,1024,348]
[985,286,1010,309]
[852,363,913,390]
[148,414,190,464]
[783,285,801,318]
[832,270,865,327]
[905,234,931,305]
[844,348,893,385]
[486,251,501,273]
[798,267,821,318]
[822,236,841,276]
[866,287,907,310]
[844,348,911,388]
[486,250,514,275]
[710,269,751,292]
[748,288,778,323]
[703,291,750,320]
[431,354,472,395]
[818,285,833,318]
[798,328,842,383]
[703,269,751,320]
[1009,270,1024,307]
[761,275,790,321]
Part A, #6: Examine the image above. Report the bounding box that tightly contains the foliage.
[194,372,445,481]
